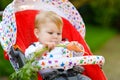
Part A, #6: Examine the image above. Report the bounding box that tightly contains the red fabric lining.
[15,10,39,52]
[62,18,106,80]
[7,10,106,80]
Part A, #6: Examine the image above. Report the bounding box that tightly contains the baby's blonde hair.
[35,11,63,30]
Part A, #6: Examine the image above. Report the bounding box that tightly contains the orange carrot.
[66,43,83,52]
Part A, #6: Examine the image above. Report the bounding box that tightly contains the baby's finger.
[47,42,56,50]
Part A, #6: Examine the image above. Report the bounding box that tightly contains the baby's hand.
[35,42,56,58]
[44,42,56,51]
[66,41,84,52]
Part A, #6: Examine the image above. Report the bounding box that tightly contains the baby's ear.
[34,28,39,38]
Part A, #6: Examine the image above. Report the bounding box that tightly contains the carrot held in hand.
[66,41,84,52]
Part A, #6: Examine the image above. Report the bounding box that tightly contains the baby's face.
[35,22,62,45]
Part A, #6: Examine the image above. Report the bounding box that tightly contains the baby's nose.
[53,33,58,38]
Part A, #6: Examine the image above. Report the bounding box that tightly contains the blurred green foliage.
[0,16,1,20]
[90,0,120,28]
[0,0,12,10]
[0,46,14,77]
[78,0,120,32]
[85,25,116,52]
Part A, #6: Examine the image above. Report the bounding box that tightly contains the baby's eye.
[57,33,61,35]
[48,32,53,34]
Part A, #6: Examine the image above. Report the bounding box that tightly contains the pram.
[0,0,106,80]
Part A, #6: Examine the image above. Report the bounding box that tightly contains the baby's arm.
[43,42,56,51]
[25,42,57,60]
